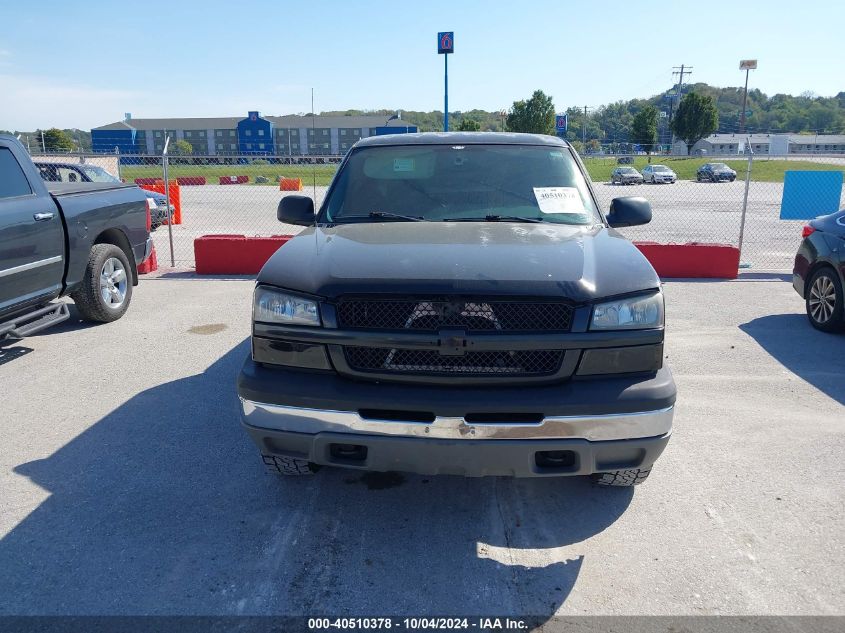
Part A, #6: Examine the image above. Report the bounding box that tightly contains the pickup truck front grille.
[336,298,574,332]
[344,347,564,376]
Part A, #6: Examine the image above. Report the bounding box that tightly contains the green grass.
[120,163,338,186]
[121,156,845,186]
[581,156,845,183]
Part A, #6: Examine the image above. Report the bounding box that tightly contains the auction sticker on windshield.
[533,187,584,214]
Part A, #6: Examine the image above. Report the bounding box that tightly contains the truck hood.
[258,222,660,302]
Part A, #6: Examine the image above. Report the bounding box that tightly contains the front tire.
[262,454,316,476]
[592,468,651,487]
[71,244,133,323]
[806,267,844,332]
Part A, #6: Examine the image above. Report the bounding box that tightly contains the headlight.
[253,286,321,326]
[591,291,664,330]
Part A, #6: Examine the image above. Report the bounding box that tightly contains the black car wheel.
[806,267,844,332]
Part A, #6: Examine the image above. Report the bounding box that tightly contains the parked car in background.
[793,208,845,332]
[696,163,737,182]
[616,156,634,164]
[611,167,644,185]
[238,132,675,486]
[641,164,677,184]
[35,162,171,229]
[1,135,152,341]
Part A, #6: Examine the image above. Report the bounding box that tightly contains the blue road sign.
[438,32,454,54]
[555,113,568,133]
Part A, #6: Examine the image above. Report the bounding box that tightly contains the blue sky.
[1,0,843,130]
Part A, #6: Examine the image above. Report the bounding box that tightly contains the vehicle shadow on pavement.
[1,339,633,618]
[740,313,845,406]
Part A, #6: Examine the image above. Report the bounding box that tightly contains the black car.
[696,162,736,182]
[793,209,845,332]
[35,162,171,229]
[611,167,643,185]
[617,156,634,164]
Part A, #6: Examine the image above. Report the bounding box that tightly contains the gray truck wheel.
[591,468,651,486]
[71,244,133,323]
[262,454,315,476]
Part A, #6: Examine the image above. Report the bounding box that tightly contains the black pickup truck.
[0,134,152,341]
[237,133,676,486]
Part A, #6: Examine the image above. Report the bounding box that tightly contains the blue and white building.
[91,111,418,156]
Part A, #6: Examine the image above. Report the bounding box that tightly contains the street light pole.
[738,59,757,134]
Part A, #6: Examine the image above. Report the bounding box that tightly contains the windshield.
[711,163,729,170]
[79,165,120,183]
[653,166,671,172]
[321,144,600,225]
[619,168,636,174]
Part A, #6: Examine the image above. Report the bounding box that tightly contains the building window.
[155,144,162,151]
[216,130,222,137]
[230,143,236,150]
[353,129,359,135]
[245,130,252,136]
[259,143,265,150]
[246,143,252,150]
[340,129,347,136]
[229,130,235,137]
[341,143,348,149]
[323,143,329,148]
[258,129,264,136]
[291,144,298,149]
[155,131,162,138]
[185,131,192,138]
[322,129,328,136]
[308,129,314,136]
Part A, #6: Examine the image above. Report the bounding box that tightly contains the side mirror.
[277,195,315,226]
[607,196,652,228]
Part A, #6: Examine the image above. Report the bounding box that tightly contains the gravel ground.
[0,277,843,618]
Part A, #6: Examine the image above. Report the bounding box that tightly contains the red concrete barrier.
[134,178,159,185]
[176,176,206,186]
[634,242,740,279]
[219,175,249,185]
[137,243,158,274]
[194,235,293,275]
[139,181,182,225]
[279,177,303,191]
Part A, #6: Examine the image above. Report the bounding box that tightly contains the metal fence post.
[737,150,753,261]
[162,137,175,267]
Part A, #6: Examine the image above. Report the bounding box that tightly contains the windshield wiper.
[444,215,545,223]
[336,211,427,223]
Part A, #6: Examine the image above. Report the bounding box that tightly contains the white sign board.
[739,59,758,70]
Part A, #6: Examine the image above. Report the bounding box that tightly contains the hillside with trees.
[323,84,845,147]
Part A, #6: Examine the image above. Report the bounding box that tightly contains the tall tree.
[40,128,74,152]
[631,105,658,160]
[457,117,481,131]
[506,90,555,135]
[671,93,719,153]
[171,140,193,155]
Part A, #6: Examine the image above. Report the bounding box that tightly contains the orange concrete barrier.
[279,177,303,191]
[139,180,182,225]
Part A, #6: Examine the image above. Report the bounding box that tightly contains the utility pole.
[669,65,692,148]
[582,105,590,148]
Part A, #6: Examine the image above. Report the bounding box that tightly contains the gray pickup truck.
[237,133,676,486]
[0,134,152,341]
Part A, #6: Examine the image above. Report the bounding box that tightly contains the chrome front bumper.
[240,399,674,442]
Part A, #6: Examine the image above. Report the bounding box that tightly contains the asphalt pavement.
[0,276,843,618]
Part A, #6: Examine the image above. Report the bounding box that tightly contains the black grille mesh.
[344,347,564,376]
[336,298,573,332]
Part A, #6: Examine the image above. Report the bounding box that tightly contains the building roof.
[92,114,414,131]
[702,133,845,145]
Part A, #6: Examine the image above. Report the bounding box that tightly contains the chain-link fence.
[31,149,845,272]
